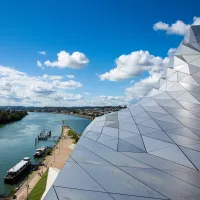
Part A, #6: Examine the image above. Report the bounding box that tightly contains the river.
[0,112,91,196]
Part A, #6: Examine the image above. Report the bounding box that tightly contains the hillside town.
[27,106,127,119]
[0,106,127,120]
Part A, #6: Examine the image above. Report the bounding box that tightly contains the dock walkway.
[12,126,73,200]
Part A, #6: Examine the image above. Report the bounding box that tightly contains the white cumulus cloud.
[1,81,12,91]
[85,92,91,96]
[98,47,176,101]
[168,48,176,56]
[31,83,56,95]
[43,74,63,81]
[37,61,44,69]
[38,51,46,55]
[0,65,84,106]
[44,51,89,69]
[51,93,84,101]
[125,75,160,100]
[66,74,75,79]
[153,16,200,35]
[99,50,169,81]
[123,47,179,101]
[57,80,82,90]
[90,95,130,106]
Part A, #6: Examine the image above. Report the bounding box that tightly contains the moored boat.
[4,157,31,184]
[38,135,48,140]
[38,130,51,140]
[33,146,46,158]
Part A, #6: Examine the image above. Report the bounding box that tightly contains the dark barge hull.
[38,137,48,140]
[4,166,31,184]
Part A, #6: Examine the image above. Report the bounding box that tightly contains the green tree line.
[0,110,28,125]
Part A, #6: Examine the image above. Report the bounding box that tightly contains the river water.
[0,112,91,196]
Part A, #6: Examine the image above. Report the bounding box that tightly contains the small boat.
[33,146,46,158]
[38,130,51,140]
[4,157,31,184]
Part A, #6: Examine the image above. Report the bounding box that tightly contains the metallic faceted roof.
[45,25,200,200]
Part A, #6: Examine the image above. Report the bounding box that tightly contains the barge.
[4,157,31,184]
[33,146,46,158]
[38,135,48,140]
[38,130,51,140]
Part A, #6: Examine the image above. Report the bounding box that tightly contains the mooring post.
[35,138,37,147]
[26,177,29,199]
[54,149,55,163]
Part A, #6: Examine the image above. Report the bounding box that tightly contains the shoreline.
[29,111,94,121]
[10,126,74,200]
[67,113,94,120]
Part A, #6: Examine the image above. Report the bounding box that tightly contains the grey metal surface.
[45,25,200,200]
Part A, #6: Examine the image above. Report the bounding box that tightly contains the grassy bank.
[27,170,48,200]
[0,124,4,128]
[67,129,80,143]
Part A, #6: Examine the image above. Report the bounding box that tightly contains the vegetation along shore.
[0,110,28,127]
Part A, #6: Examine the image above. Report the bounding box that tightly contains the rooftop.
[44,25,200,200]
[8,159,29,173]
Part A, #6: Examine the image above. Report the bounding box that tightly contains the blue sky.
[0,0,200,106]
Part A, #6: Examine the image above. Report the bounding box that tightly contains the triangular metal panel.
[180,75,200,86]
[178,64,190,74]
[168,72,178,81]
[182,44,200,55]
[137,119,161,130]
[190,42,200,51]
[188,64,200,74]
[183,55,200,63]
[179,146,200,170]
[142,136,174,152]
[190,58,200,68]
[176,91,200,104]
[154,119,183,131]
[119,130,146,151]
[150,146,195,169]
[118,139,145,153]
[162,99,183,109]
[138,125,162,135]
[144,130,174,143]
[167,82,186,92]
[98,134,118,150]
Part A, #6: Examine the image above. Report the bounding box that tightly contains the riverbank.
[11,126,74,200]
[29,111,94,121]
[0,110,28,128]
[67,113,94,120]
